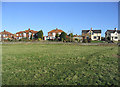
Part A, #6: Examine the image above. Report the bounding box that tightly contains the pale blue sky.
[2,2,118,36]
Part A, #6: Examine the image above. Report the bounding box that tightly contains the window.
[94,36,96,39]
[92,32,94,35]
[86,36,89,40]
[115,37,118,39]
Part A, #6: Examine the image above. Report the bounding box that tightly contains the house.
[48,28,64,40]
[73,34,82,40]
[16,28,38,39]
[0,30,14,41]
[82,28,101,41]
[105,28,120,41]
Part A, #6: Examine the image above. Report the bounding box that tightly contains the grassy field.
[2,44,119,85]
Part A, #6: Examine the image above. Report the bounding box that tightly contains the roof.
[93,30,101,33]
[73,35,81,37]
[106,30,120,33]
[82,30,101,33]
[16,31,24,34]
[0,30,13,35]
[48,28,63,33]
[16,28,38,34]
[82,30,90,34]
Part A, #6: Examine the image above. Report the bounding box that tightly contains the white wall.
[52,33,56,37]
[111,32,119,41]
[91,33,101,40]
[23,33,26,37]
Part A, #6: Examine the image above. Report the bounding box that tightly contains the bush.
[60,32,67,41]
[87,38,91,43]
[7,38,11,41]
[82,39,87,43]
[19,39,22,41]
[38,38,41,41]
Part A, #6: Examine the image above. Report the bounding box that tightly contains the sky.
[2,2,118,37]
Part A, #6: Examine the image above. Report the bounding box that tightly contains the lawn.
[2,44,119,85]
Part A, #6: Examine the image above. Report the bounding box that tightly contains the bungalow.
[0,30,14,41]
[16,28,38,39]
[105,28,120,41]
[82,28,101,41]
[73,34,82,40]
[48,28,64,40]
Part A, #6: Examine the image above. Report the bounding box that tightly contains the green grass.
[2,44,119,85]
[91,40,106,43]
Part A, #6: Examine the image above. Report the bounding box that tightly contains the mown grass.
[2,44,119,85]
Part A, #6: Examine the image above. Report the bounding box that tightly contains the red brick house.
[16,28,38,39]
[0,30,14,41]
[48,28,64,40]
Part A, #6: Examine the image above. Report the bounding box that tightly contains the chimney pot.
[91,27,93,30]
[114,28,117,31]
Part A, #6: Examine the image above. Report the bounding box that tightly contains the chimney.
[90,27,93,30]
[114,28,117,31]
[56,28,58,30]
[4,30,6,32]
[28,28,30,30]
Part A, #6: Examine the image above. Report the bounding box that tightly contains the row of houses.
[0,27,120,41]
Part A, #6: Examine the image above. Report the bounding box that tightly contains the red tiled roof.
[16,28,38,34]
[48,28,63,33]
[73,35,81,37]
[16,31,24,34]
[0,30,13,35]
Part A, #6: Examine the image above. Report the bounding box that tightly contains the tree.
[101,37,105,41]
[68,33,74,42]
[30,35,33,40]
[60,32,67,41]
[55,33,59,39]
[68,33,73,37]
[37,30,43,40]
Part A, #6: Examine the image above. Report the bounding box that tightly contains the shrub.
[82,39,87,43]
[7,38,11,41]
[87,38,91,43]
[19,39,22,41]
[38,38,41,41]
[60,32,67,42]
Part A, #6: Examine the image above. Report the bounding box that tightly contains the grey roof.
[93,30,101,33]
[82,30,101,34]
[106,30,120,33]
[82,30,90,33]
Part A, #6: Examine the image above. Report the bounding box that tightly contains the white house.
[82,28,101,41]
[48,28,64,40]
[105,28,120,41]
